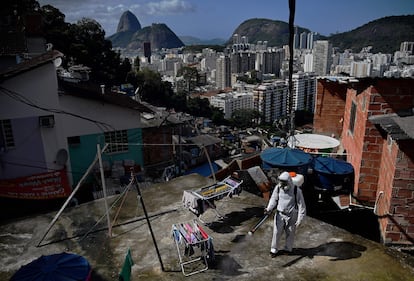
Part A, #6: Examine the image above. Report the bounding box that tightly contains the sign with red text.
[0,169,71,199]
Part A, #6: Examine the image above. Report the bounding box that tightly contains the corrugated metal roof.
[369,113,414,140]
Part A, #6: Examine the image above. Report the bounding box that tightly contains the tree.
[177,66,199,94]
[187,97,212,117]
[211,106,226,125]
[135,68,174,107]
[133,56,140,73]
[231,109,262,128]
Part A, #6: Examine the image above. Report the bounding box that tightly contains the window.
[349,101,357,134]
[0,119,15,151]
[68,136,81,146]
[104,130,128,153]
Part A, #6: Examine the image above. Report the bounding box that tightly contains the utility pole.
[288,0,296,142]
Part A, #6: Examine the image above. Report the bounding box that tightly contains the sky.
[38,0,414,40]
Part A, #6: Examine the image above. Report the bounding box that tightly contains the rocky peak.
[116,10,141,33]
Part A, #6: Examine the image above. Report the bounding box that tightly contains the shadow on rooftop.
[283,241,367,267]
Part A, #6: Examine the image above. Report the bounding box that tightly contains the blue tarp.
[11,252,91,281]
[260,148,313,168]
[185,162,219,177]
[313,157,354,175]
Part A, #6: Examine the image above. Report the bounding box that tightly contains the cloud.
[145,0,196,16]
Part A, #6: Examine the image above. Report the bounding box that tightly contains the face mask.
[280,180,289,190]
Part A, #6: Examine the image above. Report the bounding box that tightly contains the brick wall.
[314,78,414,245]
[142,126,174,166]
[383,141,414,245]
[313,80,348,138]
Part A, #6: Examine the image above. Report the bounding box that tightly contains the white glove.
[295,219,302,227]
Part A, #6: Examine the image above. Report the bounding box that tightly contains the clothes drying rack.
[171,220,213,276]
[182,175,243,222]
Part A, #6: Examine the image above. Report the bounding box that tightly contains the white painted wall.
[58,94,143,137]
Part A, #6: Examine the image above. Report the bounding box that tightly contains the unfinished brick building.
[314,78,414,246]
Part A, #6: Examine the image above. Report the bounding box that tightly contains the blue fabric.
[185,162,218,177]
[312,157,354,175]
[11,253,90,281]
[260,148,312,168]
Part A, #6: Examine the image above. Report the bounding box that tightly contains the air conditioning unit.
[39,115,55,128]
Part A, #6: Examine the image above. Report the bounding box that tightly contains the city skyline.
[37,0,414,40]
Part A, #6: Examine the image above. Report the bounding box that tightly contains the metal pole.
[97,143,112,237]
[204,145,216,182]
[133,171,165,271]
[37,144,108,247]
[288,0,296,141]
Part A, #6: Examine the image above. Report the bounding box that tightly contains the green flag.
[119,248,134,281]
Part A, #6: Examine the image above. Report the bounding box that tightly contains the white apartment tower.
[210,92,253,119]
[253,81,287,123]
[312,40,333,76]
[350,61,373,78]
[289,72,317,112]
[216,55,231,90]
[299,32,307,49]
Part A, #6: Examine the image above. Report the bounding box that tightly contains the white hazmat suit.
[264,171,306,256]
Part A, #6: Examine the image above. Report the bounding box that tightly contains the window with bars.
[104,130,128,153]
[0,119,15,151]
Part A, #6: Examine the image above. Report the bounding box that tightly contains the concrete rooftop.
[1,173,414,281]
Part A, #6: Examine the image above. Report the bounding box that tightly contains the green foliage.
[177,66,199,93]
[230,109,262,129]
[187,97,212,117]
[211,107,226,125]
[35,3,128,85]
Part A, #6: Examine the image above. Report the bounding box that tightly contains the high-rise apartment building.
[289,72,317,112]
[400,41,414,53]
[299,32,307,49]
[350,61,372,78]
[253,81,287,123]
[210,92,253,119]
[216,55,231,90]
[231,52,255,74]
[312,40,333,76]
[255,48,285,76]
[303,52,313,73]
[306,32,316,49]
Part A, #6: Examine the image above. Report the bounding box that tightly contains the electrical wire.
[0,86,114,132]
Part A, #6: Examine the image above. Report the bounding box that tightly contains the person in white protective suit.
[264,171,306,257]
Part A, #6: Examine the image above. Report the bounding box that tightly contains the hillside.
[228,18,309,47]
[327,15,414,53]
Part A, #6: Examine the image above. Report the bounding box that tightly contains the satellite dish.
[56,149,68,165]
[54,57,62,67]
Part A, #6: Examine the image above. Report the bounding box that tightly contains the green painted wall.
[68,128,143,186]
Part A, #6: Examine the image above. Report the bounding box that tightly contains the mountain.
[116,10,141,33]
[227,18,310,47]
[126,23,184,50]
[327,15,414,53]
[108,10,141,48]
[108,11,184,50]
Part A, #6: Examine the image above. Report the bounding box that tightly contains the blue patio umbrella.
[312,156,354,175]
[260,147,313,168]
[312,157,354,193]
[10,252,91,281]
